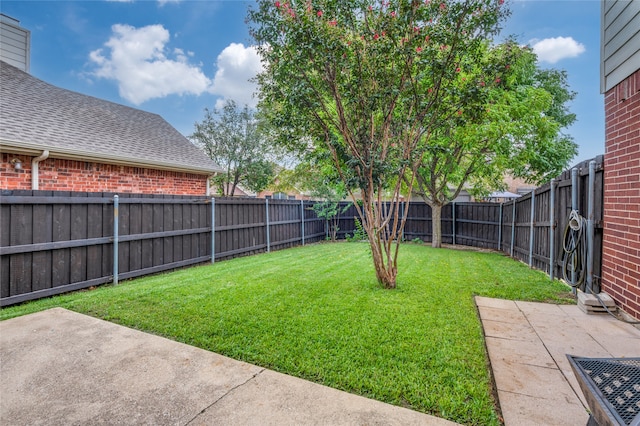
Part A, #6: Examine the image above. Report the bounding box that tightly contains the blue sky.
[2,0,604,164]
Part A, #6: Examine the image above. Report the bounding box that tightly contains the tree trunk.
[430,203,443,248]
[353,190,398,289]
[330,218,338,241]
[367,234,397,288]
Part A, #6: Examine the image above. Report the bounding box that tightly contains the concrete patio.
[476,296,640,426]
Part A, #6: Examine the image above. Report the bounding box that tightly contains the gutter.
[31,149,49,190]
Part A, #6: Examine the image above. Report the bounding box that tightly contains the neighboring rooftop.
[0,60,220,174]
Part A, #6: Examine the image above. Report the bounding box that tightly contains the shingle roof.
[0,61,221,174]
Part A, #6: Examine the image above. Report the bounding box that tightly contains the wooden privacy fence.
[335,201,501,248]
[213,197,325,259]
[1,156,603,306]
[0,192,324,306]
[334,156,604,290]
[498,156,604,291]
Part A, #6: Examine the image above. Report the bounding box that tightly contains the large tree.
[410,41,578,247]
[249,0,508,288]
[191,100,275,196]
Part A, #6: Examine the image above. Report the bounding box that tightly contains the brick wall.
[1,153,209,196]
[601,69,640,320]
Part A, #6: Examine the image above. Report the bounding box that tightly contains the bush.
[345,217,366,242]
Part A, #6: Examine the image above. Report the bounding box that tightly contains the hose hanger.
[562,210,587,290]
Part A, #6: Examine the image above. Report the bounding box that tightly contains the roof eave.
[0,138,223,175]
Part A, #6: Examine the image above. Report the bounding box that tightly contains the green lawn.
[0,242,574,425]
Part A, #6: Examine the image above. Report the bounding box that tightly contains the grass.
[0,242,574,425]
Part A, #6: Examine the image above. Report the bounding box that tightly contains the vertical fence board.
[241,202,249,252]
[226,200,234,256]
[129,198,142,273]
[181,202,192,261]
[86,198,103,281]
[0,194,11,298]
[173,203,183,262]
[102,193,115,279]
[533,187,550,273]
[200,201,209,257]
[218,200,227,258]
[9,201,32,295]
[118,194,131,274]
[441,204,452,244]
[69,192,87,284]
[231,201,238,254]
[140,195,154,270]
[32,191,53,291]
[163,201,174,265]
[51,192,71,288]
[190,199,199,258]
[152,199,164,267]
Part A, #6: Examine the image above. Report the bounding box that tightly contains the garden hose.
[561,210,587,289]
[593,292,640,325]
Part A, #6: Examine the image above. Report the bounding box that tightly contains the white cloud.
[530,36,586,64]
[89,24,211,105]
[210,43,263,109]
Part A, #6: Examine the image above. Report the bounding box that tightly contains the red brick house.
[600,1,640,319]
[0,16,220,195]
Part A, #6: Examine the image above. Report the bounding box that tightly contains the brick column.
[601,69,640,320]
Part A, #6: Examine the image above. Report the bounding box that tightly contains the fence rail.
[1,156,603,306]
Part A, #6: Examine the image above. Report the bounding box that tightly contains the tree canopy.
[190,100,276,196]
[250,0,510,288]
[410,40,578,247]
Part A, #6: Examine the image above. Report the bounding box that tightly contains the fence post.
[549,179,555,281]
[571,167,578,293]
[586,160,596,294]
[571,167,579,212]
[211,197,215,264]
[529,191,535,267]
[498,203,503,251]
[300,199,305,246]
[452,202,456,245]
[113,195,119,285]
[510,201,516,257]
[265,198,271,253]
[400,201,405,241]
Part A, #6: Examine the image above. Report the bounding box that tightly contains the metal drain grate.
[567,356,640,426]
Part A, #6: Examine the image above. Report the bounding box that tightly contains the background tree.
[249,0,508,288]
[311,196,352,242]
[409,41,578,247]
[191,100,275,196]
[279,158,351,241]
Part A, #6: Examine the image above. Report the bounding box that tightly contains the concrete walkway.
[0,308,456,426]
[476,296,640,426]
